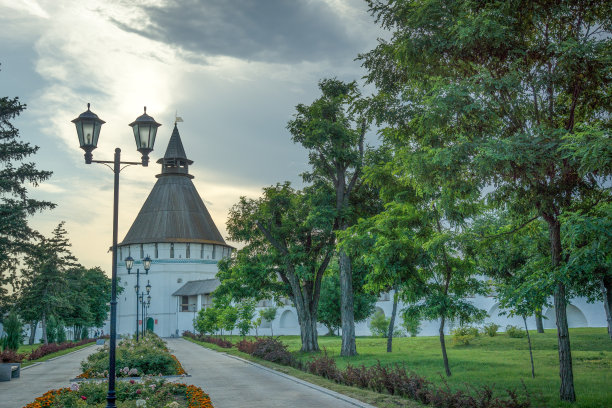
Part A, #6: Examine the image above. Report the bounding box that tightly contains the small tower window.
[119,247,123,260]
[186,243,190,259]
[140,244,144,259]
[170,243,175,258]
[154,243,158,258]
[200,244,204,258]
[212,245,216,259]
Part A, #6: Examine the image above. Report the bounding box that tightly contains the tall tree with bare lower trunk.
[217,183,334,352]
[361,0,611,400]
[288,78,366,356]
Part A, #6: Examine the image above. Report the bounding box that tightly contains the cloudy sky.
[0,0,383,270]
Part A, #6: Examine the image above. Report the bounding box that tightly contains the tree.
[0,81,54,309]
[259,307,277,337]
[18,222,78,344]
[316,261,377,336]
[288,78,367,356]
[217,183,334,351]
[563,202,612,339]
[195,306,220,336]
[236,301,256,337]
[361,1,610,400]
[0,311,21,351]
[221,305,238,337]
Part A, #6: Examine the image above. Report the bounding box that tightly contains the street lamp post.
[125,256,151,341]
[71,103,160,408]
[138,281,152,337]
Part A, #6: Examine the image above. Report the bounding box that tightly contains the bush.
[251,337,295,366]
[27,338,95,361]
[451,326,480,345]
[1,311,22,351]
[402,313,421,337]
[305,352,342,381]
[506,325,526,338]
[0,349,26,363]
[369,311,390,337]
[482,323,500,337]
[236,339,257,354]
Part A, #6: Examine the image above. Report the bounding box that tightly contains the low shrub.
[236,339,257,354]
[251,338,295,366]
[451,326,480,345]
[182,331,233,348]
[506,325,526,338]
[0,349,26,363]
[482,323,500,337]
[305,352,342,381]
[27,338,95,361]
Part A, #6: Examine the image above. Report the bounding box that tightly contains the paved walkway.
[166,338,375,408]
[1,340,375,408]
[0,344,102,408]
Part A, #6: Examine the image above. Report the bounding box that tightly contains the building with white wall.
[113,124,232,338]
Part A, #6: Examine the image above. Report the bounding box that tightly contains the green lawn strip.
[206,329,611,408]
[19,341,97,367]
[183,336,424,408]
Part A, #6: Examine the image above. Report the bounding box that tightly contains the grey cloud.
[111,0,364,63]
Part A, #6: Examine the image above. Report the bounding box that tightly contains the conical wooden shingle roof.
[119,125,226,246]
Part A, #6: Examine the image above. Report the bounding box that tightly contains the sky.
[0,0,384,271]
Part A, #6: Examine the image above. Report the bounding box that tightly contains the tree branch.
[346,120,366,198]
[255,220,289,256]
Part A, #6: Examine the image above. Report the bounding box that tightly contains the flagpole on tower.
[175,111,183,125]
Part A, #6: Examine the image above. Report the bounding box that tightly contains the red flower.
[130,379,135,384]
[136,389,142,394]
[81,396,87,400]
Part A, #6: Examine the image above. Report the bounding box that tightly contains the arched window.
[140,244,144,259]
[170,243,174,258]
[154,243,158,258]
[212,245,216,259]
[186,243,190,259]
[200,244,204,258]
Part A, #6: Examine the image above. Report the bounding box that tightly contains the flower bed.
[79,334,186,378]
[182,331,232,349]
[24,379,213,407]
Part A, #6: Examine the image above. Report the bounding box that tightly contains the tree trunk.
[600,275,612,341]
[28,321,38,345]
[439,316,451,376]
[339,249,356,356]
[535,310,545,333]
[523,315,535,378]
[547,218,576,402]
[41,312,48,345]
[387,288,398,353]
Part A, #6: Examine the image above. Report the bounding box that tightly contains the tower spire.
[156,123,193,178]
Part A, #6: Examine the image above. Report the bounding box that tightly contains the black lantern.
[134,285,139,293]
[129,107,161,167]
[125,256,134,272]
[71,103,106,164]
[147,295,151,306]
[146,280,152,294]
[143,255,152,272]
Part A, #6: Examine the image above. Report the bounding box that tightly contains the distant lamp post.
[71,103,160,408]
[126,255,151,342]
[139,281,152,337]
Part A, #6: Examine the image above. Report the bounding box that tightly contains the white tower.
[115,124,232,337]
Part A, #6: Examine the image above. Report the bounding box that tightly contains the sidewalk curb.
[186,340,377,408]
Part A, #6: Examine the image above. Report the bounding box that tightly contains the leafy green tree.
[361,0,610,400]
[316,261,376,336]
[0,311,21,351]
[0,81,54,310]
[18,222,78,343]
[288,78,367,356]
[368,310,389,337]
[195,306,220,336]
[217,183,334,351]
[236,301,256,337]
[221,305,238,337]
[563,202,612,339]
[259,307,277,337]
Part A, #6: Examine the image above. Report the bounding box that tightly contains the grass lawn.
[214,328,611,408]
[17,341,97,367]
